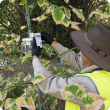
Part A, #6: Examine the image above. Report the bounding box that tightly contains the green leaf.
[62,18,70,27]
[10,105,21,110]
[49,5,56,11]
[0,100,4,108]
[61,83,85,100]
[64,0,69,3]
[70,5,85,21]
[38,0,45,7]
[4,98,15,109]
[36,103,40,109]
[42,5,47,10]
[23,74,31,82]
[21,56,28,63]
[0,91,7,101]
[28,84,36,91]
[14,35,21,43]
[31,73,46,84]
[52,7,65,24]
[44,0,49,5]
[50,98,57,109]
[9,66,15,71]
[19,0,25,5]
[63,6,71,19]
[82,93,107,110]
[4,83,14,90]
[12,77,20,84]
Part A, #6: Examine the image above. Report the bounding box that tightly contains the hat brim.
[71,31,110,72]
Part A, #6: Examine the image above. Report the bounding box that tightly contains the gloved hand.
[41,32,54,45]
[32,37,40,57]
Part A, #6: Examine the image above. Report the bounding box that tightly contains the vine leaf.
[32,14,47,22]
[25,97,35,110]
[62,18,70,27]
[11,76,20,84]
[19,0,25,5]
[0,101,4,108]
[21,56,28,63]
[4,98,15,109]
[52,7,65,24]
[61,83,85,100]
[82,93,107,110]
[38,0,45,7]
[44,0,49,6]
[70,22,81,30]
[9,66,15,72]
[31,73,46,84]
[62,6,71,19]
[70,5,85,21]
[10,33,16,38]
[64,0,69,3]
[89,9,102,17]
[20,26,27,30]
[9,105,21,110]
[23,74,31,82]
[14,35,21,43]
[0,91,7,101]
[28,84,36,91]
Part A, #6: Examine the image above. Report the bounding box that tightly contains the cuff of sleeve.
[54,43,63,54]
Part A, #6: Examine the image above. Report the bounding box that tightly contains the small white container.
[21,33,42,54]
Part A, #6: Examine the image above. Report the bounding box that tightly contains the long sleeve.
[32,58,99,108]
[54,43,86,71]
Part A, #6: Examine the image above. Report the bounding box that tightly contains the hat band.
[84,33,110,58]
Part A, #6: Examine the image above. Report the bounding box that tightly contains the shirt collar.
[81,65,100,74]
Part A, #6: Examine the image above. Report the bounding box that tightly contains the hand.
[41,32,54,45]
[32,37,40,57]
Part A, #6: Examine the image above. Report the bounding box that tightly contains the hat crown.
[86,23,110,56]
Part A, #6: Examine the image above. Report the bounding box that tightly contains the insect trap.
[22,33,42,54]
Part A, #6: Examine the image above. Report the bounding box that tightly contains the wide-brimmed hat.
[71,23,110,72]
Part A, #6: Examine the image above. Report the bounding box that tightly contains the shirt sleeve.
[54,43,86,71]
[32,58,99,108]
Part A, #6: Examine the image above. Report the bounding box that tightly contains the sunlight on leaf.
[64,0,69,3]
[31,73,46,84]
[70,21,81,30]
[101,13,110,19]
[0,101,4,108]
[23,74,31,82]
[14,35,21,43]
[82,93,107,110]
[4,98,15,109]
[19,0,25,5]
[27,51,31,57]
[9,66,15,71]
[38,0,45,7]
[25,97,35,110]
[0,91,7,101]
[32,14,47,22]
[20,26,27,30]
[21,56,28,63]
[89,9,102,17]
[52,7,65,24]
[9,105,21,110]
[61,83,85,100]
[70,5,85,21]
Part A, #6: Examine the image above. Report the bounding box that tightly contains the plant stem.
[45,47,77,67]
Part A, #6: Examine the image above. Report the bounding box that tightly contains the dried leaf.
[31,73,46,84]
[7,41,13,45]
[64,0,69,3]
[61,83,85,100]
[32,14,47,22]
[23,74,31,82]
[70,22,81,30]
[4,98,15,109]
[14,35,21,43]
[10,33,16,38]
[82,93,107,110]
[25,97,35,110]
[9,66,15,71]
[89,9,102,17]
[101,13,110,19]
[20,26,27,30]
[10,0,15,4]
[16,96,29,109]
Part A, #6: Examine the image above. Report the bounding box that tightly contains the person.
[32,23,110,110]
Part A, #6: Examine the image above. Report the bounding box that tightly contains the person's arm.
[51,41,85,71]
[32,57,99,108]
